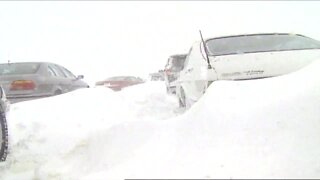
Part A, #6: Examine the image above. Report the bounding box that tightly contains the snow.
[1,60,320,179]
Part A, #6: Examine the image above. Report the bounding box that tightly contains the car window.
[132,77,139,81]
[47,65,57,77]
[137,77,143,82]
[108,77,121,81]
[171,58,185,71]
[50,64,67,78]
[206,34,320,56]
[60,66,77,79]
[125,77,133,81]
[0,63,40,75]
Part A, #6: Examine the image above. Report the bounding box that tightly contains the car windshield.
[0,63,40,75]
[206,34,320,56]
[168,56,186,71]
[107,76,134,81]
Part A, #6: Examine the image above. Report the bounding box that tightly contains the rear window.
[107,76,130,81]
[206,34,320,56]
[0,63,40,75]
[107,76,140,81]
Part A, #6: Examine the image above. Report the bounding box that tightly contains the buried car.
[164,54,187,94]
[96,76,145,91]
[0,62,89,103]
[0,85,9,162]
[176,33,320,108]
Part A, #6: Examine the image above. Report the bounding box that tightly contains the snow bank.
[82,60,320,179]
[0,82,180,179]
[1,60,320,179]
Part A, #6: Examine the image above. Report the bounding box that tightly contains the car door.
[39,64,60,95]
[210,53,268,80]
[49,64,73,94]
[58,65,86,91]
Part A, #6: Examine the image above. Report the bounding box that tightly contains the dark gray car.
[164,54,187,94]
[0,85,9,162]
[0,62,89,103]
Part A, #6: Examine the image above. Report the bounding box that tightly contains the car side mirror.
[77,75,84,80]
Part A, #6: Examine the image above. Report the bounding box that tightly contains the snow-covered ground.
[1,60,320,179]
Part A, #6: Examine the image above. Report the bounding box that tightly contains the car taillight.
[10,80,36,91]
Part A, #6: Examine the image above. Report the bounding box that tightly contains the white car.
[176,33,320,108]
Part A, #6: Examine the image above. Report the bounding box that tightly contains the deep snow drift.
[0,82,181,179]
[1,60,320,179]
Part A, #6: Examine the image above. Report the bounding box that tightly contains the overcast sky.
[1,1,320,84]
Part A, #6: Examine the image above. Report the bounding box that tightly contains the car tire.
[54,89,62,96]
[0,109,8,162]
[179,88,194,109]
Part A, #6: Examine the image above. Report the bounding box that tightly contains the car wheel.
[0,110,8,162]
[54,89,62,96]
[179,88,193,109]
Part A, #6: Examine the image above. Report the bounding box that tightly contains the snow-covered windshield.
[206,34,320,56]
[0,63,40,75]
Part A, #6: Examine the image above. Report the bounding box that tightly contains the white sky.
[0,1,320,83]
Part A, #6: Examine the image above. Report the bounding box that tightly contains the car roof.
[204,32,307,41]
[0,61,53,66]
[0,61,39,64]
[106,76,141,80]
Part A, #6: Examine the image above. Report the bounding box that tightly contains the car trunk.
[0,74,39,97]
